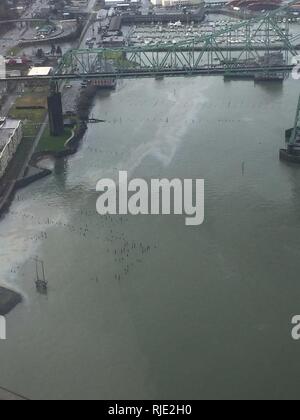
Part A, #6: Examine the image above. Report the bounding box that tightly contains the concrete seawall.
[15,167,52,190]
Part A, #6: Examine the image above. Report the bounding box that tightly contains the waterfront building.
[104,0,141,7]
[0,118,23,179]
[105,0,127,7]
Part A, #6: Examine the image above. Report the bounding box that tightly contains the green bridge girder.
[55,1,300,79]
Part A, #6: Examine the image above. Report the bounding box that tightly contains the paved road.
[0,0,53,55]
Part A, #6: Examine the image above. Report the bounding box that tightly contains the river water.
[1,76,300,400]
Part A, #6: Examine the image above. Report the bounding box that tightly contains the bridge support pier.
[280,95,300,164]
[280,146,300,163]
[47,82,64,136]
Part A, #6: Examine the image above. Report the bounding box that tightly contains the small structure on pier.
[34,257,48,295]
[280,93,300,163]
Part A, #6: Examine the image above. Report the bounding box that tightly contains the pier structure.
[47,81,64,137]
[280,94,300,163]
[34,257,48,295]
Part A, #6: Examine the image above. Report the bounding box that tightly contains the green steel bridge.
[44,0,300,81]
[280,93,300,160]
[0,1,300,83]
[0,1,299,83]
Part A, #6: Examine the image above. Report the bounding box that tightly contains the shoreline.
[30,120,88,167]
[0,287,22,316]
[0,122,88,216]
[0,1,97,218]
[0,84,95,218]
[0,108,89,314]
[0,91,94,312]
[0,0,98,319]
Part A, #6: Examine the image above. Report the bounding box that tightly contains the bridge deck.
[0,65,293,82]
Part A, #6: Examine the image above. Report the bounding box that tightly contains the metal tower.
[280,92,300,163]
[290,94,300,146]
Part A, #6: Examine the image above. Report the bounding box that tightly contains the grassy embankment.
[9,86,72,153]
[1,85,73,197]
[36,127,73,152]
[9,88,47,140]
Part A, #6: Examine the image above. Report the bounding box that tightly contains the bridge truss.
[55,3,299,80]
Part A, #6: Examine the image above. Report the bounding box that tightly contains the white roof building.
[151,0,201,5]
[105,0,126,5]
[28,67,53,77]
